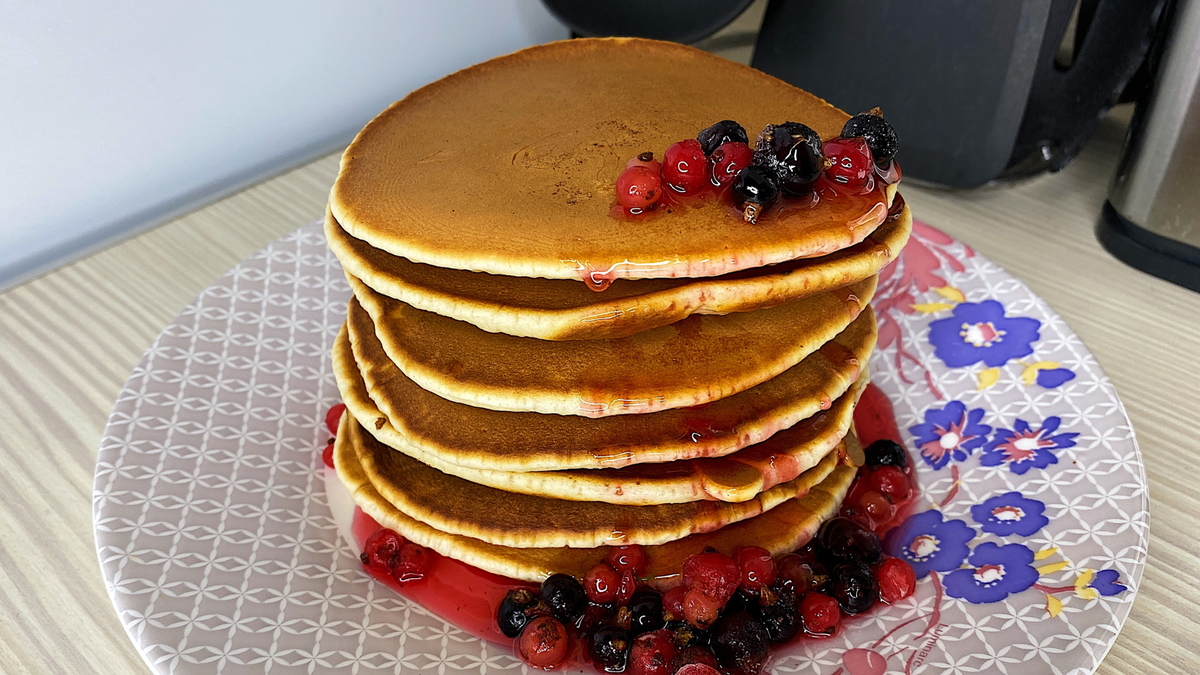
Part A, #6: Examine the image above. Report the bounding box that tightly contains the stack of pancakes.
[327,38,911,587]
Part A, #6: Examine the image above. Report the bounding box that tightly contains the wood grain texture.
[1,92,1198,675]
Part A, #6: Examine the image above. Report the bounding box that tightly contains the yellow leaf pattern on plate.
[934,286,966,303]
[977,367,1000,390]
[1022,361,1061,386]
[1047,594,1064,617]
[912,302,956,313]
[1037,560,1071,575]
[1035,547,1060,561]
[1074,569,1099,599]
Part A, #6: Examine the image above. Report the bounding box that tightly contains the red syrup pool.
[336,380,919,667]
[349,508,536,645]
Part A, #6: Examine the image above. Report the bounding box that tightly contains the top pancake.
[330,37,892,281]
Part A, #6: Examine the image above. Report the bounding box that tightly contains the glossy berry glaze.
[610,165,896,225]
[338,381,918,667]
[593,164,898,294]
[349,508,537,644]
[841,383,921,535]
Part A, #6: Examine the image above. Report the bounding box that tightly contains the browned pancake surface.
[330,38,892,280]
[346,416,838,549]
[344,298,875,470]
[334,419,857,586]
[326,201,910,340]
[351,275,875,416]
[334,321,864,503]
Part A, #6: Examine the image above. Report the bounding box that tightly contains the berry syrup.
[844,382,921,534]
[349,509,535,645]
[342,381,918,667]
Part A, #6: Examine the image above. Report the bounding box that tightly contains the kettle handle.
[1004,0,1169,177]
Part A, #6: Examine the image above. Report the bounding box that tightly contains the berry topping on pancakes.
[841,109,898,166]
[697,119,749,156]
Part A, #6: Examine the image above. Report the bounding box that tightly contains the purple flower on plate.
[981,417,1079,475]
[927,300,1041,368]
[944,542,1039,603]
[1035,367,1076,389]
[909,400,992,470]
[1090,569,1127,596]
[970,491,1049,537]
[884,510,975,579]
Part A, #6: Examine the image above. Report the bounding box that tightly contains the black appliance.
[542,0,1166,188]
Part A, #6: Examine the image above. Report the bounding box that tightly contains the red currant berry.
[682,552,739,606]
[859,490,894,523]
[868,465,911,501]
[615,569,638,606]
[662,139,708,196]
[584,562,620,604]
[823,137,875,194]
[360,529,403,575]
[626,151,662,174]
[325,403,346,434]
[800,592,840,633]
[682,588,721,629]
[674,664,722,675]
[608,544,647,575]
[708,141,752,187]
[321,439,335,468]
[518,615,570,669]
[629,629,677,675]
[393,542,432,583]
[734,546,777,595]
[876,557,917,604]
[662,585,686,620]
[616,166,662,212]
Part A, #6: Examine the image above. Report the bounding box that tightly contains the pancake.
[330,38,896,282]
[333,416,857,586]
[349,274,876,416]
[342,297,875,471]
[343,413,841,549]
[335,322,865,504]
[325,200,910,340]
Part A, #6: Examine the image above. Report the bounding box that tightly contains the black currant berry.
[753,122,825,195]
[588,623,631,672]
[841,112,898,166]
[731,164,779,224]
[628,589,665,636]
[830,562,879,615]
[711,612,769,675]
[817,517,883,567]
[665,618,711,647]
[752,583,800,644]
[864,439,908,468]
[497,588,542,638]
[540,573,586,623]
[697,120,749,156]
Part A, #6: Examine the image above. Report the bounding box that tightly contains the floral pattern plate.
[93,219,1146,675]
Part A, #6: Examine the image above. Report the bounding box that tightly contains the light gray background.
[0,1,567,291]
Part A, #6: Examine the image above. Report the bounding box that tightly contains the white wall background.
[0,1,568,290]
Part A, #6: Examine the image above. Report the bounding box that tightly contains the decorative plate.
[94,219,1147,675]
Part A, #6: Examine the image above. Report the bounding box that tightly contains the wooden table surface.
[2,89,1199,675]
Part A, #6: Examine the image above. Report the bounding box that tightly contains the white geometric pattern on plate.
[94,220,1146,674]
